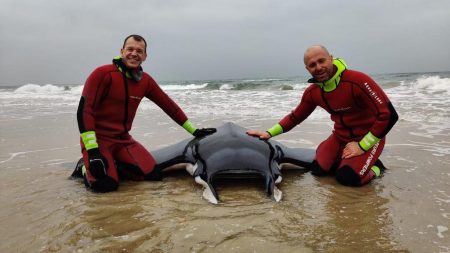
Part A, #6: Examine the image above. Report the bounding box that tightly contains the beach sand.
[0,104,449,252]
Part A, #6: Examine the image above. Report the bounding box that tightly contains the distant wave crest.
[411,75,450,94]
[162,79,308,91]
[7,74,450,95]
[15,84,65,93]
[161,83,208,91]
[14,84,83,95]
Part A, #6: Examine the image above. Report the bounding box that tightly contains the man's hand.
[342,141,364,159]
[193,128,217,138]
[246,130,271,140]
[87,148,109,178]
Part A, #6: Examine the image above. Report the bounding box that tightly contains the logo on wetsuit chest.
[129,96,142,101]
[334,106,351,112]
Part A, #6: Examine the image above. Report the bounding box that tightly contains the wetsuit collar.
[113,56,143,82]
[308,58,348,92]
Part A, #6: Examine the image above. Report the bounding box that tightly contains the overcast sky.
[1,0,449,85]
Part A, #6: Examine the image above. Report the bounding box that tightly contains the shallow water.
[0,115,448,252]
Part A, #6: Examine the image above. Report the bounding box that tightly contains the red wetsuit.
[77,63,188,187]
[279,69,398,185]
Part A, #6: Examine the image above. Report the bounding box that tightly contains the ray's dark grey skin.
[152,122,315,204]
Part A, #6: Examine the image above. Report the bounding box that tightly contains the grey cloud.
[0,0,449,85]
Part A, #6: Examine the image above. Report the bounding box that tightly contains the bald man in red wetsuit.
[247,45,398,186]
[76,35,215,192]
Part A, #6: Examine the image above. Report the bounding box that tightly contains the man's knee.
[310,160,328,176]
[116,162,161,181]
[144,167,163,181]
[335,166,360,186]
[84,176,119,193]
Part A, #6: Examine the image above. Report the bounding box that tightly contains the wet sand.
[0,109,449,252]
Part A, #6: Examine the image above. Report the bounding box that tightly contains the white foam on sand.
[0,147,74,164]
[437,225,448,238]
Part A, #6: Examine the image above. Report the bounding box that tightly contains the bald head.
[303,45,331,65]
[303,45,335,82]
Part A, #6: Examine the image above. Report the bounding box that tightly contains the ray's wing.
[270,141,315,169]
[152,138,195,172]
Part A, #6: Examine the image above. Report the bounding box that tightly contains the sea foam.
[412,75,450,94]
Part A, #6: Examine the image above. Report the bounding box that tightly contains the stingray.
[152,122,315,204]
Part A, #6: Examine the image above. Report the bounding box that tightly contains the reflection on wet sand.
[274,171,406,252]
[309,178,397,252]
[35,168,407,253]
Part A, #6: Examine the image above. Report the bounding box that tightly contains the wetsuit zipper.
[320,89,355,138]
[339,114,355,138]
[122,73,129,136]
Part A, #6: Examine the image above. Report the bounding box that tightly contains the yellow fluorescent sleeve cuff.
[182,120,197,134]
[371,166,381,177]
[359,132,380,151]
[81,131,98,150]
[267,123,283,137]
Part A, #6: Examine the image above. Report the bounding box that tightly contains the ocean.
[0,71,449,252]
